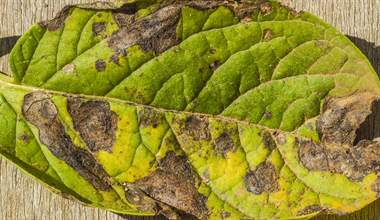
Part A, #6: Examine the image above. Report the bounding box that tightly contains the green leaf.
[2,1,380,219]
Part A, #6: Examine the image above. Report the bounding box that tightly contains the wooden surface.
[0,0,379,219]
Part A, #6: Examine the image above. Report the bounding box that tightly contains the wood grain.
[0,0,379,219]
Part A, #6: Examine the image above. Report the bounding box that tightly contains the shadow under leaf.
[0,35,20,58]
[348,35,380,76]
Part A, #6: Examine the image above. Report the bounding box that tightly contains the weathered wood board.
[0,0,379,219]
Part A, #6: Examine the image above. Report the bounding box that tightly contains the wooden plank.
[0,1,379,220]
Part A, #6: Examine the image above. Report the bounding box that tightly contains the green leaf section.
[3,0,380,219]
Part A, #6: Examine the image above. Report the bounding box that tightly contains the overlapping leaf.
[2,0,380,219]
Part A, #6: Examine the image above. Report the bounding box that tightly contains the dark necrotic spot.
[22,92,111,191]
[67,97,118,152]
[244,162,279,195]
[181,116,211,141]
[214,132,234,157]
[92,22,106,36]
[262,131,276,151]
[297,205,323,216]
[110,54,120,65]
[130,152,208,219]
[95,59,107,72]
[19,133,30,144]
[138,108,164,128]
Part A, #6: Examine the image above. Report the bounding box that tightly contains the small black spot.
[110,54,120,65]
[262,131,276,151]
[19,134,30,144]
[209,60,221,71]
[95,60,107,72]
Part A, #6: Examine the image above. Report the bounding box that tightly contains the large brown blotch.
[125,152,208,219]
[299,92,380,181]
[67,97,118,153]
[108,4,181,55]
[108,0,272,54]
[244,162,279,195]
[22,92,111,191]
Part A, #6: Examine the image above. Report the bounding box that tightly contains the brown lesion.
[259,2,273,16]
[179,115,211,141]
[297,205,323,216]
[39,5,72,31]
[22,92,112,191]
[298,92,380,181]
[108,4,181,55]
[18,133,30,144]
[262,131,276,151]
[214,131,235,157]
[244,162,279,195]
[67,97,118,153]
[95,60,107,72]
[92,22,106,36]
[138,107,165,129]
[124,152,209,219]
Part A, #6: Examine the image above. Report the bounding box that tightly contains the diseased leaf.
[2,0,380,219]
